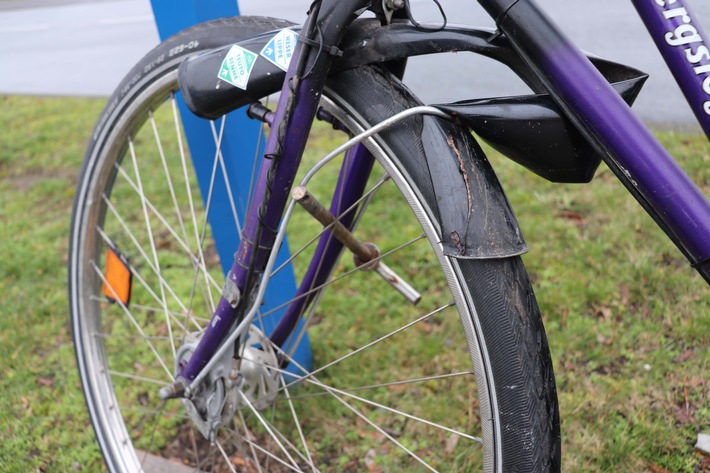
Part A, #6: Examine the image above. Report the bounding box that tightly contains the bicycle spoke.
[274,354,441,473]
[277,374,317,472]
[128,137,177,359]
[110,162,223,295]
[96,225,200,333]
[279,302,455,393]
[210,119,243,238]
[271,173,390,278]
[254,233,428,325]
[149,109,192,255]
[214,440,239,473]
[106,370,171,387]
[91,261,174,380]
[281,371,475,399]
[237,392,301,471]
[291,371,481,443]
[235,409,265,473]
[188,116,230,318]
[171,94,221,340]
[257,350,482,445]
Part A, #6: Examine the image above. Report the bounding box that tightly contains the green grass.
[0,93,708,472]
[487,132,710,472]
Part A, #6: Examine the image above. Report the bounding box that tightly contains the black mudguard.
[179,18,646,183]
[418,114,528,258]
[174,18,643,258]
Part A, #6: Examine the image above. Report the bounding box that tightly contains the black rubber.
[327,65,561,472]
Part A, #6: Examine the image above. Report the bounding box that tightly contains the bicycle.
[67,0,710,471]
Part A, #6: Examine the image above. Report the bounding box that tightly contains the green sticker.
[218,45,258,90]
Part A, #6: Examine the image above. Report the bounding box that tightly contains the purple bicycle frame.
[482,0,710,278]
[167,0,710,396]
[169,0,374,390]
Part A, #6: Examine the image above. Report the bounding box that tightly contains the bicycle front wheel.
[69,16,560,472]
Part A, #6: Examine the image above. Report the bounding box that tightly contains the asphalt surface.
[1,0,710,129]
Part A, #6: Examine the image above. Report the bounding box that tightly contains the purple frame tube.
[492,0,710,278]
[173,0,373,388]
[178,39,327,382]
[175,0,710,388]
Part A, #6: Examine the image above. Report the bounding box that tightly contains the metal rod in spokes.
[258,233,427,323]
[181,106,452,395]
[293,185,422,304]
[292,186,375,266]
[270,173,391,279]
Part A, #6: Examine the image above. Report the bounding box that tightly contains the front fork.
[160,0,374,399]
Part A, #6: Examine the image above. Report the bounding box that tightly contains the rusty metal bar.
[292,185,421,304]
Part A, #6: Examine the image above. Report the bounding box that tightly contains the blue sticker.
[260,28,298,72]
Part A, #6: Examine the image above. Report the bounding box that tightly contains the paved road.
[1,0,709,129]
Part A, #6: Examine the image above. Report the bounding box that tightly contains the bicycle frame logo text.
[656,0,710,115]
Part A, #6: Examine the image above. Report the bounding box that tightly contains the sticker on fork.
[260,28,298,71]
[218,45,258,90]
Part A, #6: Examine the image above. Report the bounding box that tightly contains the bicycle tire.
[69,16,560,472]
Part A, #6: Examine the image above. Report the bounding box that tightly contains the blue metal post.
[150,0,312,371]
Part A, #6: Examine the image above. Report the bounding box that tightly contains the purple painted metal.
[178,36,321,381]
[270,144,376,348]
[496,0,710,278]
[631,0,710,138]
[176,0,372,385]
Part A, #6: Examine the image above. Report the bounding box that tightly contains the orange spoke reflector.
[102,246,132,306]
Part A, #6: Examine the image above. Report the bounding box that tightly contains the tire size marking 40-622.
[169,40,201,58]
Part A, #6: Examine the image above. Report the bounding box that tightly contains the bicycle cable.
[404,0,447,32]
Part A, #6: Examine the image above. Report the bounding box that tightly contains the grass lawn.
[0,93,708,472]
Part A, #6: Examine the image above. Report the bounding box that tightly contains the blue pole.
[150,0,312,371]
